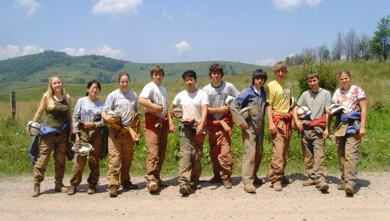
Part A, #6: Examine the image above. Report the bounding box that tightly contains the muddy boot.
[109,186,118,197]
[179,184,190,196]
[87,185,96,195]
[147,181,159,193]
[222,180,232,189]
[67,185,76,195]
[32,182,40,197]
[55,183,68,193]
[273,181,283,191]
[244,184,256,193]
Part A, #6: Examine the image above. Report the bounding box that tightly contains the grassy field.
[0,61,389,178]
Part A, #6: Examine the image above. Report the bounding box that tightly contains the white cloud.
[0,44,44,60]
[61,45,124,59]
[285,52,296,58]
[175,41,191,55]
[273,0,322,11]
[15,0,41,16]
[93,0,143,16]
[256,58,277,67]
[162,9,174,21]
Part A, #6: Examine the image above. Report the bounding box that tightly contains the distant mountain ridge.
[0,51,264,83]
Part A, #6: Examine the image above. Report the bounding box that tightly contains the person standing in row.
[293,72,331,192]
[101,72,139,197]
[266,61,293,191]
[139,65,171,193]
[331,70,367,196]
[68,80,105,195]
[203,63,240,189]
[235,69,268,193]
[171,70,208,196]
[30,76,72,197]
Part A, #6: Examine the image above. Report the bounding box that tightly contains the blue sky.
[0,0,389,66]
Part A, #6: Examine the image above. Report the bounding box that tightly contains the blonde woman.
[29,76,72,197]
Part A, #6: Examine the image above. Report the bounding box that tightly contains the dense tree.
[371,15,390,61]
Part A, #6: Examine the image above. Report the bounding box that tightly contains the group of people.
[28,62,367,198]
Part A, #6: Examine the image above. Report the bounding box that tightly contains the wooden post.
[10,91,16,120]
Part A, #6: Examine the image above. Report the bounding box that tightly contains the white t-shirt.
[139,81,168,118]
[103,89,138,126]
[332,85,366,113]
[172,89,209,122]
[202,81,240,120]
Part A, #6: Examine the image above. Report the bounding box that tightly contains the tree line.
[286,15,389,65]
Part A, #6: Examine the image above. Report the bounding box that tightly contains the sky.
[0,0,389,66]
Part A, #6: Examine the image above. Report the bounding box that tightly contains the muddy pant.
[144,120,168,184]
[242,123,264,185]
[69,129,102,187]
[178,125,204,186]
[208,127,233,181]
[33,132,68,185]
[301,130,327,183]
[267,121,291,183]
[336,134,361,188]
[107,128,134,188]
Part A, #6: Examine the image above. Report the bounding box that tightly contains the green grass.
[0,61,389,178]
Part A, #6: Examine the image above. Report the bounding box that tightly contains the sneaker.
[55,183,68,193]
[179,185,190,196]
[316,182,329,192]
[122,181,138,190]
[87,185,96,195]
[209,176,222,183]
[344,183,354,196]
[222,180,232,189]
[32,182,40,197]
[273,181,282,191]
[302,179,316,186]
[244,184,256,193]
[148,181,159,193]
[67,185,76,195]
[337,183,345,190]
[109,186,118,197]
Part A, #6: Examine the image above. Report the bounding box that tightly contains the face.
[51,77,63,93]
[340,73,351,88]
[276,69,288,79]
[253,77,265,89]
[119,75,130,91]
[87,83,100,97]
[308,77,319,90]
[184,76,196,89]
[152,71,164,85]
[210,71,222,83]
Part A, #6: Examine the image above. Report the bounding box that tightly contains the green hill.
[0,51,263,91]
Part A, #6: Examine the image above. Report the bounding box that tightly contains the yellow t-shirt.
[266,80,291,114]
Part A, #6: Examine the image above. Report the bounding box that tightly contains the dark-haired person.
[138,65,172,193]
[203,63,240,189]
[68,80,105,195]
[29,76,72,197]
[101,72,139,197]
[266,61,293,191]
[171,70,208,196]
[293,72,331,193]
[331,70,366,196]
[235,69,268,193]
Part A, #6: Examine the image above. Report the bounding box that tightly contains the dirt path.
[0,173,389,221]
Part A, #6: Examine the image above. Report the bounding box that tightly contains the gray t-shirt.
[103,89,138,126]
[72,97,104,131]
[203,81,240,120]
[297,88,331,119]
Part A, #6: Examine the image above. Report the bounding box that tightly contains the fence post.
[10,91,16,120]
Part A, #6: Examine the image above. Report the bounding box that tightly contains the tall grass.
[0,61,389,177]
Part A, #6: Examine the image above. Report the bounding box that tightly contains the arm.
[168,104,176,133]
[292,106,303,131]
[323,112,330,139]
[207,106,230,114]
[32,95,48,122]
[197,104,208,134]
[359,98,367,137]
[267,104,277,135]
[138,97,163,114]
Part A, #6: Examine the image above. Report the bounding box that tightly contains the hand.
[83,122,95,129]
[169,123,176,133]
[323,129,329,139]
[75,134,80,143]
[269,123,277,135]
[106,116,119,124]
[359,127,366,137]
[240,121,249,129]
[220,105,230,113]
[154,105,164,114]
[296,120,303,131]
[196,123,204,135]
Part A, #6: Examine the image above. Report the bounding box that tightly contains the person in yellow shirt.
[266,61,293,191]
